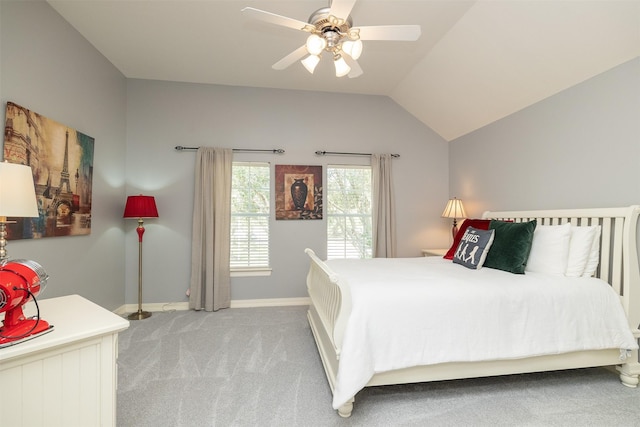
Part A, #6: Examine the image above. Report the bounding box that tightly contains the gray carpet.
[116,306,640,427]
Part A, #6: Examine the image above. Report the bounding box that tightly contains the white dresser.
[0,294,129,427]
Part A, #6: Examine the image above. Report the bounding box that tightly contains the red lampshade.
[123,195,159,219]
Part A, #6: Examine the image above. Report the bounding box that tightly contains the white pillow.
[525,223,572,275]
[565,225,599,277]
[582,226,601,277]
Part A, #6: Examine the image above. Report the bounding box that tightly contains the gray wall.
[449,58,640,217]
[6,1,635,309]
[0,0,127,310]
[125,80,450,303]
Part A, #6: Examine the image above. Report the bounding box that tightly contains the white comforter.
[325,257,638,409]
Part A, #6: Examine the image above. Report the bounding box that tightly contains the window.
[230,162,270,271]
[326,165,373,259]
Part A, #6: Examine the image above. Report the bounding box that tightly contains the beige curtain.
[189,147,233,311]
[372,153,397,258]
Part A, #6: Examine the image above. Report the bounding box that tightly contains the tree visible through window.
[231,162,270,269]
[326,165,372,259]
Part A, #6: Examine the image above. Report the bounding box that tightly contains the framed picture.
[275,165,322,220]
[3,101,95,239]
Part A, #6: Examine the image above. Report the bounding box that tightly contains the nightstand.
[421,248,448,257]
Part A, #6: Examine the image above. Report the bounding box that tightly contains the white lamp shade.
[342,39,363,60]
[0,162,38,218]
[441,198,466,219]
[301,55,320,74]
[306,34,326,55]
[334,55,351,77]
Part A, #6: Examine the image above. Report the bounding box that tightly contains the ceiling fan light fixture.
[306,34,326,55]
[333,54,351,77]
[342,39,363,60]
[301,54,321,74]
[242,2,421,79]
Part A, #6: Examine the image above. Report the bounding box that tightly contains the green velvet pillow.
[483,220,537,274]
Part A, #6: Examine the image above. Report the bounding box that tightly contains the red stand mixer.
[0,259,52,347]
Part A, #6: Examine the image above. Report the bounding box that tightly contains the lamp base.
[451,218,459,240]
[127,310,152,320]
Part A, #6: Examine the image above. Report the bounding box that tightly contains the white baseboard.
[230,297,310,308]
[113,306,128,316]
[115,297,310,315]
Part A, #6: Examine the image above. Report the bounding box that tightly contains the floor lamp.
[441,197,467,240]
[123,195,158,320]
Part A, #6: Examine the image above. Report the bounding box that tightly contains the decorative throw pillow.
[452,227,495,270]
[443,219,491,260]
[525,223,572,275]
[483,220,537,274]
[582,225,602,277]
[565,225,599,277]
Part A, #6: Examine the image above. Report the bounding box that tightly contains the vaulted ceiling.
[47,0,640,141]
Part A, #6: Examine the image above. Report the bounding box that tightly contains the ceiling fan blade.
[329,0,358,22]
[242,7,314,32]
[355,25,421,41]
[272,45,309,70]
[344,56,363,79]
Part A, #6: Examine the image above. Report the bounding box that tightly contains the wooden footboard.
[305,205,640,418]
[304,248,354,415]
[304,248,351,353]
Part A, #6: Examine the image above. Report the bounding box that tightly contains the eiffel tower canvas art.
[3,101,94,239]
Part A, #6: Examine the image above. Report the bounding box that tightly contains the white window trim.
[230,267,272,277]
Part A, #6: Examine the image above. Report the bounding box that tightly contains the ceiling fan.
[241,0,421,78]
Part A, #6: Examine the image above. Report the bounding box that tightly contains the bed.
[305,206,640,417]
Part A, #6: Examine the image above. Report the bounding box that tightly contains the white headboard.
[483,206,640,330]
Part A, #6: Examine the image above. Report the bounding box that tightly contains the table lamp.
[441,197,466,240]
[0,161,39,262]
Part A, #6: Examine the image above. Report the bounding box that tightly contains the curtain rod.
[315,150,400,158]
[175,145,285,154]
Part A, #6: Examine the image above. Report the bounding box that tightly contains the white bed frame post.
[616,205,640,387]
